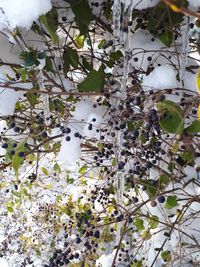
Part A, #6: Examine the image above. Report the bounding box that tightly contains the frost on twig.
[38,70,50,126]
[113,0,133,245]
[180,16,190,81]
[113,0,121,41]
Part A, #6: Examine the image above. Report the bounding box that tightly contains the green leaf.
[158,29,173,47]
[134,218,145,231]
[4,141,15,163]
[161,251,171,262]
[168,162,175,172]
[41,167,49,176]
[66,174,75,184]
[180,151,194,165]
[36,250,41,257]
[21,50,39,67]
[44,56,54,72]
[146,186,157,198]
[165,196,178,209]
[107,50,123,68]
[7,206,14,213]
[52,142,61,153]
[63,47,79,70]
[97,142,103,151]
[157,100,183,113]
[185,120,200,134]
[139,180,157,198]
[15,68,27,81]
[79,165,88,174]
[26,92,38,107]
[53,98,64,115]
[38,51,46,59]
[131,261,142,267]
[148,215,159,229]
[141,229,151,240]
[157,100,184,134]
[70,0,92,26]
[70,0,92,35]
[40,7,59,44]
[54,163,61,173]
[78,65,105,92]
[76,21,89,36]
[12,154,24,175]
[82,57,93,71]
[159,174,169,185]
[112,158,117,166]
[74,35,85,49]
[12,142,26,175]
[98,39,107,49]
[127,121,134,131]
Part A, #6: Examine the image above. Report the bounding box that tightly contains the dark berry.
[9,150,15,156]
[109,79,115,86]
[14,126,20,132]
[189,23,194,29]
[157,195,165,203]
[41,132,47,138]
[93,230,100,238]
[65,136,71,142]
[74,132,79,138]
[18,151,24,157]
[88,124,93,131]
[2,143,8,149]
[9,122,15,128]
[65,128,71,134]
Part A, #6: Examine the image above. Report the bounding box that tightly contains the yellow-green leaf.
[198,104,200,121]
[196,68,200,95]
[79,165,87,174]
[134,218,145,231]
[41,167,49,176]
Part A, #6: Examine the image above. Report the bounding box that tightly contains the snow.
[0,258,9,267]
[82,112,104,138]
[71,100,96,122]
[0,72,22,116]
[188,0,200,10]
[132,0,160,10]
[182,71,197,92]
[0,120,7,134]
[142,65,178,90]
[0,75,32,115]
[96,250,116,267]
[57,129,82,165]
[118,0,160,11]
[130,30,163,71]
[0,0,52,30]
[0,89,21,116]
[58,100,107,165]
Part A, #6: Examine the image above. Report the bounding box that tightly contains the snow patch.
[142,65,178,90]
[0,0,52,30]
[133,0,159,10]
[96,250,116,267]
[188,0,200,10]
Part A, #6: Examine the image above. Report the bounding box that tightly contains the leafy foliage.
[78,65,105,92]
[0,0,199,267]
